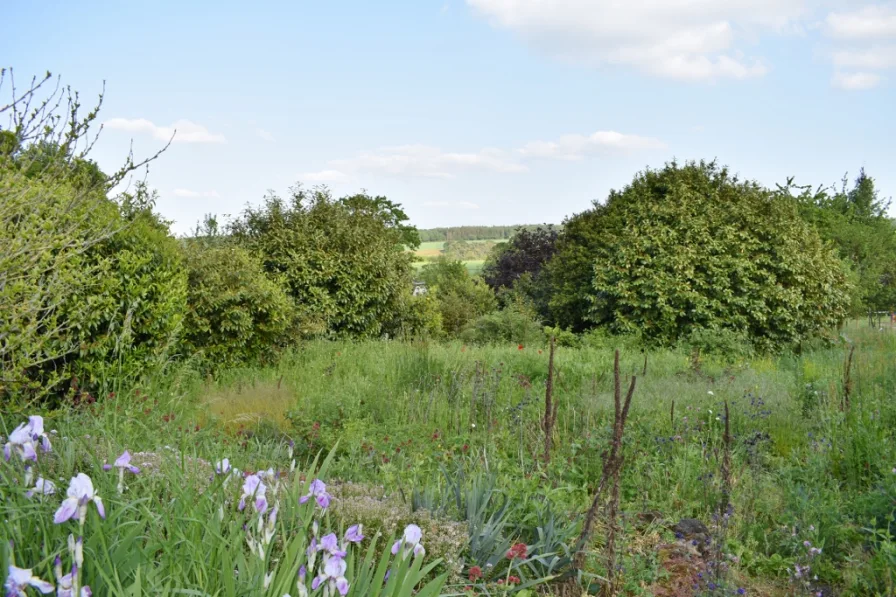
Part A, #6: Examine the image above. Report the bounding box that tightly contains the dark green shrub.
[1,178,187,400]
[181,242,295,369]
[552,160,851,351]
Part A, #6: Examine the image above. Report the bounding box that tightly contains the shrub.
[554,160,852,351]
[181,241,295,369]
[228,188,416,338]
[419,258,497,337]
[461,308,544,346]
[1,178,186,401]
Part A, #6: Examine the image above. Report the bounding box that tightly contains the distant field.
[408,238,503,275]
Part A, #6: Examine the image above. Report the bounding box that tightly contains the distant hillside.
[418,224,554,242]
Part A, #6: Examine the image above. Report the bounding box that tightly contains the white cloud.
[832,71,882,89]
[833,46,896,69]
[310,129,664,180]
[423,201,481,209]
[824,3,896,90]
[826,4,896,40]
[104,118,226,143]
[466,0,810,80]
[330,144,527,179]
[172,188,220,198]
[255,128,275,142]
[518,131,666,160]
[300,170,350,183]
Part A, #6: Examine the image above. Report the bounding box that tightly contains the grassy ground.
[2,322,895,595]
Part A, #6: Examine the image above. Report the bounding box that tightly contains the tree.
[482,225,558,320]
[228,186,417,338]
[553,161,851,350]
[792,170,896,312]
[418,258,497,336]
[545,209,605,332]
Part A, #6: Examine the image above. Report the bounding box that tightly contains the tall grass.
[3,321,895,594]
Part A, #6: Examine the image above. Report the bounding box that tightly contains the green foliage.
[228,187,416,338]
[386,292,444,340]
[793,170,896,312]
[545,208,605,332]
[482,226,559,322]
[69,186,187,390]
[418,258,497,336]
[181,241,295,369]
[441,239,498,261]
[559,161,852,350]
[1,171,186,401]
[461,308,544,346]
[1,69,177,404]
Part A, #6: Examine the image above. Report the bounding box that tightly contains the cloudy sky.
[4,1,895,233]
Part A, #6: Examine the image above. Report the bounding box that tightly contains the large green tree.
[793,170,896,312]
[549,161,851,350]
[228,186,416,338]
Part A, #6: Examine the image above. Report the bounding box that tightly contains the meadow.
[411,239,503,275]
[3,321,895,596]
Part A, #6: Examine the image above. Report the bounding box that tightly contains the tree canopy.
[228,186,416,338]
[549,161,852,350]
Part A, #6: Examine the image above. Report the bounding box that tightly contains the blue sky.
[3,0,895,233]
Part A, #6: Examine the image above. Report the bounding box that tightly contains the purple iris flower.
[54,474,105,524]
[238,474,268,514]
[299,479,331,509]
[318,533,347,558]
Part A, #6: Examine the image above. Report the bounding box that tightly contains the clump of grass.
[199,379,294,433]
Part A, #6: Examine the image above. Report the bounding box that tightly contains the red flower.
[508,575,521,584]
[518,344,524,350]
[506,542,528,560]
[468,566,483,581]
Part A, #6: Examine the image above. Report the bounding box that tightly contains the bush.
[678,326,755,362]
[419,258,497,337]
[461,308,544,346]
[229,188,416,338]
[1,177,186,401]
[181,242,295,369]
[553,160,852,351]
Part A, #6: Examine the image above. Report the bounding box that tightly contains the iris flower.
[54,562,92,597]
[298,479,331,509]
[238,474,269,514]
[391,524,425,558]
[215,458,231,475]
[4,564,54,595]
[311,555,349,596]
[103,451,140,494]
[3,416,51,462]
[25,478,56,499]
[54,474,105,525]
[344,524,364,544]
[317,533,347,558]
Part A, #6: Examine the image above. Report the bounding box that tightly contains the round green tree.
[181,241,295,369]
[556,160,851,350]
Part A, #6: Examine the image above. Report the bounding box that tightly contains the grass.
[3,322,896,595]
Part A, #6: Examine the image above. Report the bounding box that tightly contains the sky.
[3,0,895,234]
